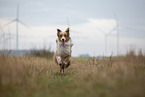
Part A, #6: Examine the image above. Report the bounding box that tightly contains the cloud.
[71,18,117,39]
[0,17,145,56]
[0,18,117,54]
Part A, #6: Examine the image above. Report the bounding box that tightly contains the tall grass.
[0,50,145,97]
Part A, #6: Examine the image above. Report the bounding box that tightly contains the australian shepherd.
[54,28,73,75]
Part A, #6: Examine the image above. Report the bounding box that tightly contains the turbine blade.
[113,11,119,25]
[4,19,17,26]
[108,25,117,35]
[18,20,30,28]
[0,25,5,33]
[66,17,70,28]
[71,29,81,34]
[96,27,106,34]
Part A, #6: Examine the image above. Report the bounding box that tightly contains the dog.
[54,28,73,75]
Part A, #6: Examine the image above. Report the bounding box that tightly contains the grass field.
[0,50,145,97]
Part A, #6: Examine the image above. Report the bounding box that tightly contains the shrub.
[30,46,54,59]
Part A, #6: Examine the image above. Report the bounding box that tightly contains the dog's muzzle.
[61,38,65,45]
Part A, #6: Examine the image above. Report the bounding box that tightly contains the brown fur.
[57,28,70,42]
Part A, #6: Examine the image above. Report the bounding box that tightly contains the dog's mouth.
[62,39,65,45]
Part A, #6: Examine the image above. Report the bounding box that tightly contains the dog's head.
[57,28,70,45]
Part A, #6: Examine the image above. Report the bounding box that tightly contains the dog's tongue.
[62,41,65,45]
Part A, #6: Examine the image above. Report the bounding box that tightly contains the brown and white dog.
[54,28,73,75]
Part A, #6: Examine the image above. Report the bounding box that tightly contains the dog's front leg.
[60,63,65,75]
[63,56,71,68]
[56,56,64,75]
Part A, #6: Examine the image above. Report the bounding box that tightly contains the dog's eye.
[60,35,62,37]
[64,35,66,37]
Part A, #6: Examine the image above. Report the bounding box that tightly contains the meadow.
[0,50,145,97]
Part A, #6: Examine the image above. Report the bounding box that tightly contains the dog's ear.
[65,28,69,37]
[57,29,61,37]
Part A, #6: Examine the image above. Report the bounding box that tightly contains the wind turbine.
[96,25,117,56]
[7,28,13,50]
[0,25,6,50]
[114,12,119,56]
[5,3,28,51]
[0,25,14,50]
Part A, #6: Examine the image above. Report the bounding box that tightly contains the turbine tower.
[5,3,28,51]
[16,3,19,51]
[114,12,119,56]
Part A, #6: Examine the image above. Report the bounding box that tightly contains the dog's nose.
[62,39,64,42]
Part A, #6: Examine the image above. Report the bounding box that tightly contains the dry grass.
[0,50,145,97]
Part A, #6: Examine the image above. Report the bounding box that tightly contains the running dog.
[54,28,73,75]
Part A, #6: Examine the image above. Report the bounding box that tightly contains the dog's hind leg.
[60,63,65,75]
[60,68,64,74]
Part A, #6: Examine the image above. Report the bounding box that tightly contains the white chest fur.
[56,39,72,57]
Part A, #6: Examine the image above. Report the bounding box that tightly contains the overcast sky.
[0,0,145,56]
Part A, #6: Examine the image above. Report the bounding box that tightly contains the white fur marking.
[57,56,62,64]
[61,36,66,41]
[57,39,72,56]
[62,69,63,74]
